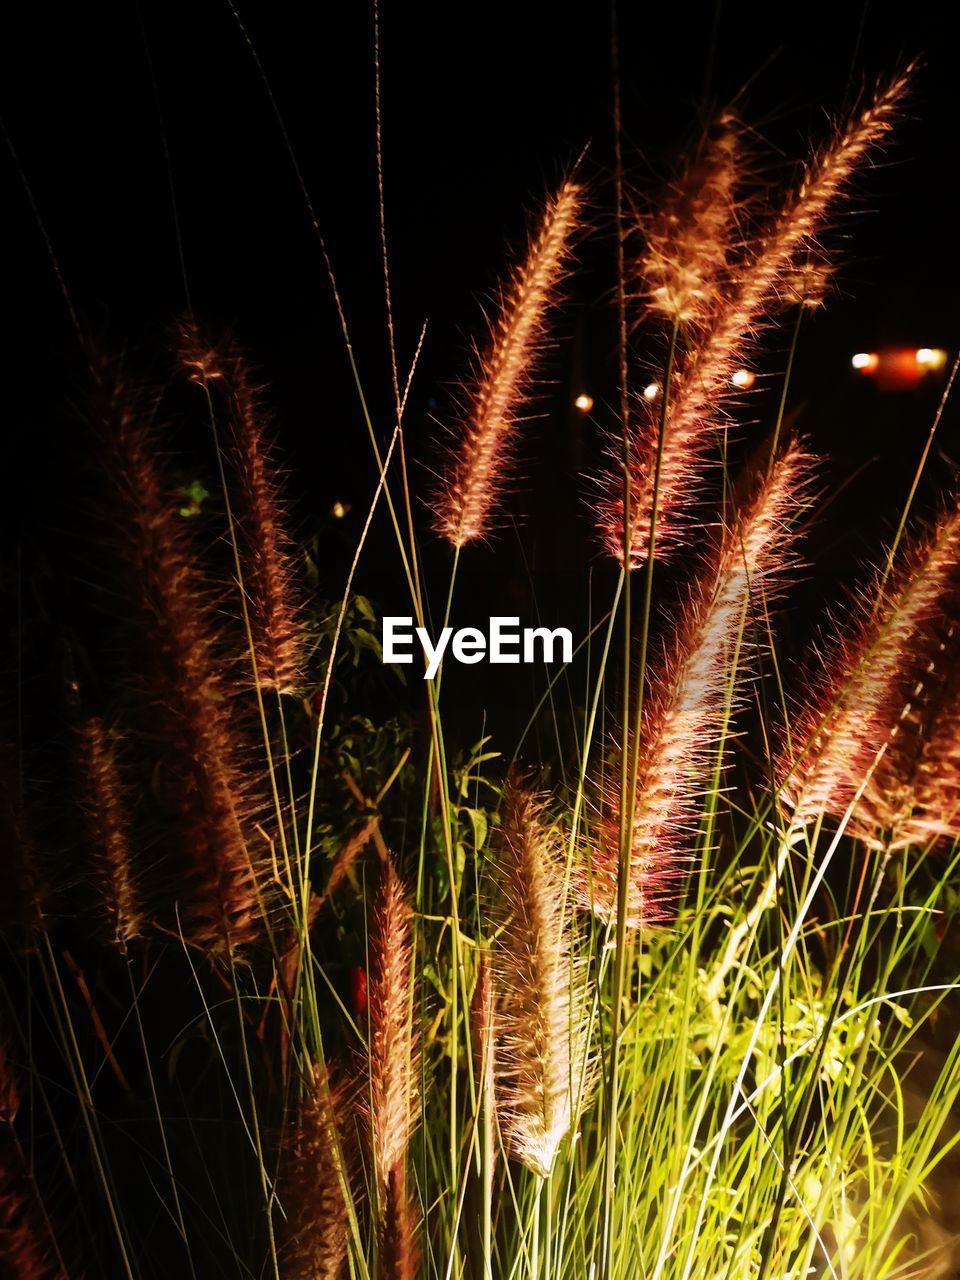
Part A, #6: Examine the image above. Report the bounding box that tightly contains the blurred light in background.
[731,368,756,389]
[916,347,948,370]
[574,393,594,412]
[643,382,660,401]
[331,501,350,519]
[852,347,949,390]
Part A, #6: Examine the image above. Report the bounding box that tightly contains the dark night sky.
[4,0,960,729]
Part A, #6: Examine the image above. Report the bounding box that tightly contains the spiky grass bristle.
[280,1067,352,1280]
[602,68,912,569]
[179,326,305,696]
[492,780,592,1178]
[434,178,583,548]
[585,442,812,927]
[76,717,142,948]
[782,501,960,847]
[99,371,265,955]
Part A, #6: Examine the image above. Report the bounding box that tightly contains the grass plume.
[782,502,960,842]
[492,779,592,1178]
[585,441,811,926]
[639,113,745,329]
[76,717,142,948]
[99,370,264,954]
[365,856,419,1278]
[434,178,583,548]
[604,67,912,568]
[180,328,304,695]
[280,1067,352,1280]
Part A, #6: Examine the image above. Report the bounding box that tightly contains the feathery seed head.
[367,856,418,1194]
[178,324,305,696]
[639,114,745,328]
[434,178,583,548]
[492,780,592,1177]
[99,371,265,955]
[781,255,836,310]
[604,68,912,569]
[782,500,960,844]
[77,718,143,948]
[586,443,812,926]
[281,1066,352,1280]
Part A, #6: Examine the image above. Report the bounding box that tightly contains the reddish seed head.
[434,178,583,548]
[178,323,305,696]
[99,371,266,955]
[602,67,913,570]
[782,500,960,847]
[585,442,812,926]
[281,1066,352,1280]
[366,857,418,1194]
[492,780,593,1176]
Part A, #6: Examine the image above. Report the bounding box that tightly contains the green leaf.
[461,807,488,850]
[354,595,377,623]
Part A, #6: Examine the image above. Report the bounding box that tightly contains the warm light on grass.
[8,58,955,1280]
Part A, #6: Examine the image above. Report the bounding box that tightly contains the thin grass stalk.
[470,952,496,1280]
[758,846,894,1280]
[37,937,136,1280]
[600,17,635,1262]
[122,958,197,1280]
[875,349,960,605]
[173,924,281,1276]
[226,945,282,1280]
[601,313,680,1278]
[667,770,883,1280]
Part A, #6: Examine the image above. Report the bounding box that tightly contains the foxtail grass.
[8,55,960,1280]
[602,67,912,567]
[434,178,583,548]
